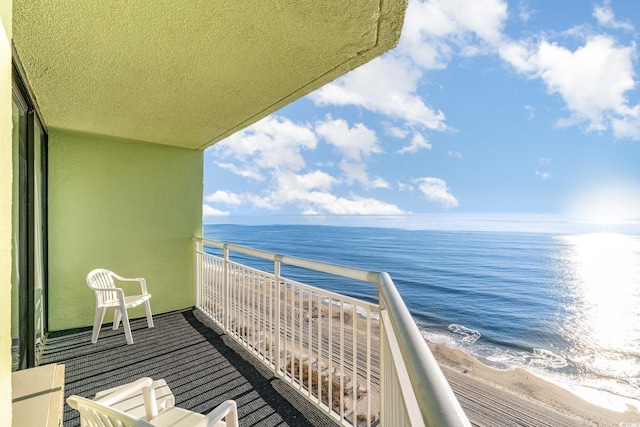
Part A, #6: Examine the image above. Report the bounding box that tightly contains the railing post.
[274,259,281,374]
[379,296,387,425]
[223,244,229,332]
[195,240,202,308]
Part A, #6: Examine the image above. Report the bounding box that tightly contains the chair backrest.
[87,269,118,306]
[68,395,154,427]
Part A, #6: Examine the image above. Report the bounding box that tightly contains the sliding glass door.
[11,65,48,370]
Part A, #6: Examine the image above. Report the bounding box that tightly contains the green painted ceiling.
[13,1,406,150]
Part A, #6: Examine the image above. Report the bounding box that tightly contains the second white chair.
[86,268,154,345]
[68,377,239,427]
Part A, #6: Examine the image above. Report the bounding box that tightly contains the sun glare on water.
[564,233,640,350]
[557,232,640,409]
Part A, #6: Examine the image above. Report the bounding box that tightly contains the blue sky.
[203,0,640,223]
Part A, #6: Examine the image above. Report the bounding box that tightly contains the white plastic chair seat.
[87,268,154,345]
[94,379,175,419]
[68,377,238,427]
[101,293,151,309]
[152,407,220,427]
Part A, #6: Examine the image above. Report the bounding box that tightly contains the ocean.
[203,215,640,412]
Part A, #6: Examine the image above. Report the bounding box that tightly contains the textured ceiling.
[13,0,406,150]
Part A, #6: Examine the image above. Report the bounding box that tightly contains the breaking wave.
[448,324,482,343]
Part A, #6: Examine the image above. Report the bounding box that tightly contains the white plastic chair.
[87,268,154,345]
[67,377,239,427]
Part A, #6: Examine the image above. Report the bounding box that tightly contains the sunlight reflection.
[560,233,640,379]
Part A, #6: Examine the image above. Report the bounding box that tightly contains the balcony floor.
[41,309,335,427]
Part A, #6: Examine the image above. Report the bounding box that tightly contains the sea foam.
[448,324,482,343]
[526,348,569,369]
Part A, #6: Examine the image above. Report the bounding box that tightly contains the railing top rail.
[208,252,380,310]
[196,237,379,283]
[377,272,470,427]
[194,237,471,427]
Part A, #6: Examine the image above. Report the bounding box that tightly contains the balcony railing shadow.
[41,309,336,427]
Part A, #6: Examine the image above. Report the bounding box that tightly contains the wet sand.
[429,342,640,426]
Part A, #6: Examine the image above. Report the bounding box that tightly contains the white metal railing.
[195,238,470,427]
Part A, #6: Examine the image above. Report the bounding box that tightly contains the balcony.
[38,237,598,427]
[40,238,469,426]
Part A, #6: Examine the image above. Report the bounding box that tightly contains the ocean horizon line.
[204,212,640,234]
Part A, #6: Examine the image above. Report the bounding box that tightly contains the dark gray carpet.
[41,309,335,426]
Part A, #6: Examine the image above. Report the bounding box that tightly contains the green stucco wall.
[0,0,12,421]
[48,129,203,331]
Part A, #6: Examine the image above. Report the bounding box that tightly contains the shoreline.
[428,341,640,426]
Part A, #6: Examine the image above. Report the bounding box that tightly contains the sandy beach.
[429,342,640,426]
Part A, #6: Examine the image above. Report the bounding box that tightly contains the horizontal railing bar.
[196,238,379,283]
[220,257,380,310]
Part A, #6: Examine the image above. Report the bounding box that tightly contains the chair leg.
[92,307,106,344]
[121,309,134,345]
[113,309,122,330]
[144,300,154,328]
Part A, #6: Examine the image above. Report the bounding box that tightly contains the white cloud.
[340,161,369,186]
[314,117,391,188]
[310,55,447,131]
[203,204,230,216]
[414,177,459,208]
[501,35,638,135]
[499,41,537,73]
[612,105,640,140]
[245,194,277,210]
[385,125,409,138]
[247,181,403,215]
[397,181,414,192]
[211,111,405,214]
[593,0,634,31]
[315,118,380,161]
[240,167,401,214]
[535,170,552,180]
[448,150,463,159]
[204,190,242,205]
[370,177,391,189]
[519,0,533,23]
[398,133,432,154]
[525,105,535,120]
[337,162,390,189]
[398,0,508,69]
[212,115,317,173]
[294,193,403,215]
[278,170,338,193]
[535,158,552,180]
[215,162,263,181]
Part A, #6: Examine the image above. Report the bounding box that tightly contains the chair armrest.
[93,377,158,420]
[112,274,149,294]
[92,286,127,303]
[194,400,238,427]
